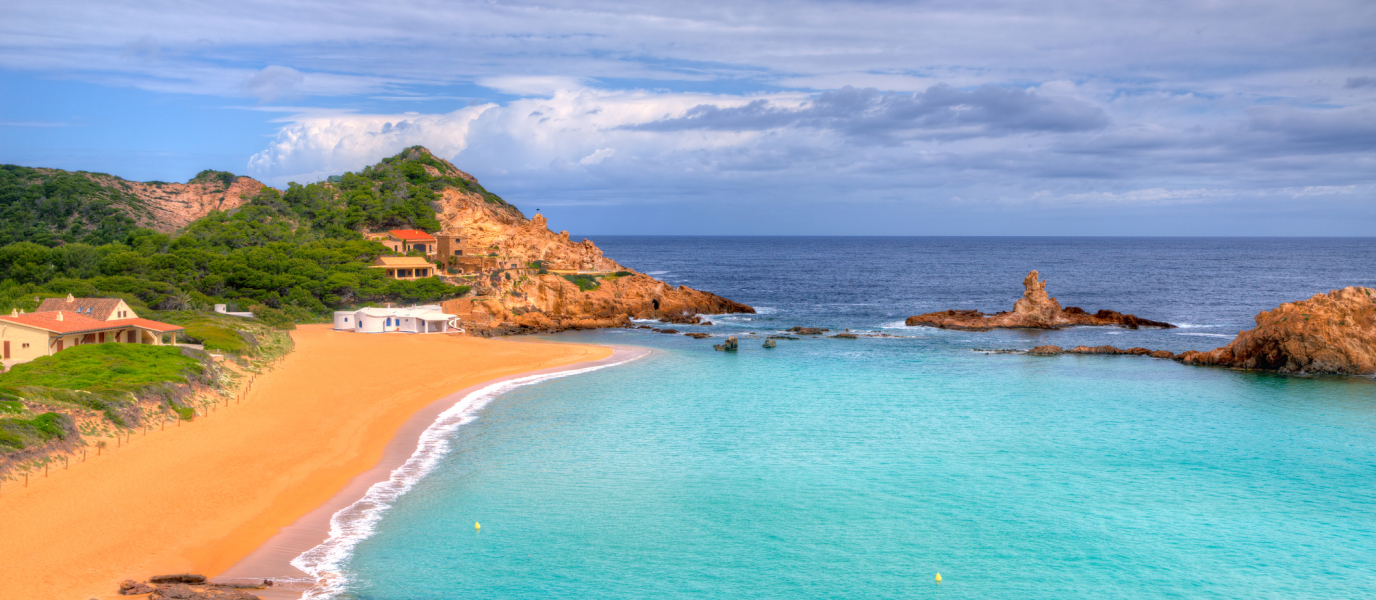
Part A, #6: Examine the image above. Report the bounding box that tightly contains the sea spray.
[291,351,647,599]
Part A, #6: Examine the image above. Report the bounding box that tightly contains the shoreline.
[216,345,650,599]
[0,325,617,600]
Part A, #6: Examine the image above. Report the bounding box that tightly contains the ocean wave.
[1175,323,1223,329]
[645,270,669,275]
[291,353,646,599]
[1176,332,1232,338]
[879,320,912,329]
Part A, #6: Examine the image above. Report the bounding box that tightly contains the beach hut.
[332,311,358,330]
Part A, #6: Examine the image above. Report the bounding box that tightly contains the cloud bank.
[5,0,1376,233]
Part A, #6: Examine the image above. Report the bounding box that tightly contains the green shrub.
[562,274,600,292]
[249,304,297,330]
[0,412,68,450]
[0,344,202,393]
[0,400,23,414]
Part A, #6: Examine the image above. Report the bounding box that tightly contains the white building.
[332,305,458,334]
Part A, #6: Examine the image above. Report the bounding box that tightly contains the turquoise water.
[336,334,1376,598]
[324,238,1376,598]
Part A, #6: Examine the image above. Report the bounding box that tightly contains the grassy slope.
[0,344,201,392]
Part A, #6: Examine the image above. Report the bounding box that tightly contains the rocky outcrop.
[714,336,739,352]
[1176,286,1376,375]
[763,339,777,348]
[117,575,270,600]
[788,327,829,335]
[906,271,1175,330]
[71,170,266,233]
[120,580,156,595]
[415,149,753,334]
[150,574,208,584]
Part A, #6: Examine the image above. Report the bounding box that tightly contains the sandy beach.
[0,325,612,600]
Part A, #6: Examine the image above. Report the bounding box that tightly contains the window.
[22,343,29,349]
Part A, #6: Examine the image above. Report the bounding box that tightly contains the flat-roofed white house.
[332,305,458,334]
[0,294,185,367]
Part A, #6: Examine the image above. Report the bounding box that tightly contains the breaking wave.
[291,352,646,599]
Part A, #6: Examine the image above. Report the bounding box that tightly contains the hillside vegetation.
[0,165,144,246]
[0,147,478,322]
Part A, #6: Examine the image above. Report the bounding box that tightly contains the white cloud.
[579,147,616,165]
[244,65,305,102]
[247,105,496,184]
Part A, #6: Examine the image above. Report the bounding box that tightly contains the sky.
[2,0,1375,235]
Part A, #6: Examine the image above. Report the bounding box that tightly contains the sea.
[302,237,1376,599]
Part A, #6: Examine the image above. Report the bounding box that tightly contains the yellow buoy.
[475,522,481,531]
[935,573,942,583]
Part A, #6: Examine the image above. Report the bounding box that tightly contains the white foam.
[645,270,669,275]
[291,353,646,599]
[1176,332,1232,338]
[1175,323,1222,329]
[879,319,912,329]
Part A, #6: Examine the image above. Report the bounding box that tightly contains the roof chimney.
[56,311,64,321]
[9,308,16,317]
[66,293,75,302]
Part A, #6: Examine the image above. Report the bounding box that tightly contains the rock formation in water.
[714,336,740,352]
[905,271,1175,331]
[1175,286,1376,375]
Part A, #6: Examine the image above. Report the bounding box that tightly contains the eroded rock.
[906,271,1174,331]
[714,336,739,352]
[1176,286,1376,375]
[763,339,777,348]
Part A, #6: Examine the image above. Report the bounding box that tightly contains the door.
[56,339,64,352]
[3,340,9,359]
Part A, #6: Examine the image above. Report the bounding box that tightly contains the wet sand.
[0,325,611,599]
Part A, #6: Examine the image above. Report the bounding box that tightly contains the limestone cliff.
[1176,286,1376,375]
[56,169,266,233]
[906,271,1174,330]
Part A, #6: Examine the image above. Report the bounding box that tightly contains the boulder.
[120,580,156,595]
[830,333,858,339]
[151,585,262,600]
[713,336,739,352]
[763,339,777,348]
[788,327,828,335]
[1027,345,1064,356]
[150,575,207,585]
[684,332,712,339]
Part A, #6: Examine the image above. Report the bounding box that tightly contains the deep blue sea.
[318,238,1376,599]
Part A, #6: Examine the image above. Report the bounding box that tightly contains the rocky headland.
[412,149,754,333]
[906,271,1174,330]
[1024,286,1376,376]
[1174,286,1376,375]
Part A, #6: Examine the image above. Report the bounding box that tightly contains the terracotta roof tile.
[0,311,126,335]
[0,313,183,335]
[388,229,437,241]
[36,297,125,320]
[107,318,185,333]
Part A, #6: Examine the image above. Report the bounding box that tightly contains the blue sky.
[2,0,1374,235]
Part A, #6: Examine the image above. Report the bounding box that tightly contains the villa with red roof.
[0,294,184,367]
[368,229,437,255]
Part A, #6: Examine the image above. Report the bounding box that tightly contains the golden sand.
[0,325,611,599]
